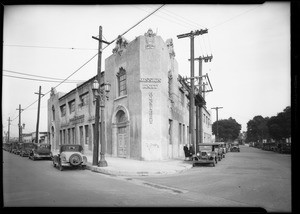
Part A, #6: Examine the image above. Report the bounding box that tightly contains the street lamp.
[92,79,111,167]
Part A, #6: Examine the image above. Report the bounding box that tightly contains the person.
[183,144,189,160]
[189,144,194,157]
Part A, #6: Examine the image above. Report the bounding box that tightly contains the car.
[52,144,87,171]
[11,142,21,155]
[216,142,226,158]
[230,143,240,152]
[29,143,53,160]
[192,143,218,167]
[19,142,34,157]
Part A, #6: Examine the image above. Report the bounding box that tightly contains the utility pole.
[190,55,213,149]
[211,106,223,142]
[16,105,24,144]
[35,86,44,144]
[177,29,208,154]
[92,26,110,167]
[7,117,11,143]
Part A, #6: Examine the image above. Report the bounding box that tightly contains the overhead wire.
[9,4,165,123]
[3,70,85,83]
[3,74,83,83]
[3,44,97,51]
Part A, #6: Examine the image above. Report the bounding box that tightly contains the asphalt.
[84,153,193,177]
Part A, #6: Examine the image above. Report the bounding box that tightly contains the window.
[60,104,66,117]
[79,92,89,106]
[52,106,55,120]
[69,100,75,113]
[117,67,127,97]
[180,89,185,106]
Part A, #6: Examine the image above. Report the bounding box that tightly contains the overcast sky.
[2,3,290,137]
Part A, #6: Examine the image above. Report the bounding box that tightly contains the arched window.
[116,67,127,97]
[116,110,126,123]
[52,106,55,121]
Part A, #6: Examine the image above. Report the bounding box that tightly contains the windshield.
[60,145,83,153]
[199,146,212,151]
[38,144,51,149]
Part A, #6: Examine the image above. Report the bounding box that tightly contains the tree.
[212,117,241,142]
[267,106,291,140]
[246,116,270,143]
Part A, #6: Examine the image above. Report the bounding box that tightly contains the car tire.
[52,161,56,167]
[81,165,86,170]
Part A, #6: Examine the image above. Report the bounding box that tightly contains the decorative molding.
[144,29,156,49]
[166,38,175,58]
[112,36,129,55]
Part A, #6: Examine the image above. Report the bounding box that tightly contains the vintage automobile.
[192,143,219,167]
[11,142,21,155]
[216,142,226,158]
[19,142,34,157]
[230,143,240,152]
[52,144,87,171]
[29,143,53,160]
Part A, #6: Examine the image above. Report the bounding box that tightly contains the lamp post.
[92,79,111,167]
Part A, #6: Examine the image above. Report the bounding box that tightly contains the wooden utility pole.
[16,105,24,144]
[211,106,223,142]
[7,117,11,143]
[177,29,208,154]
[193,55,213,148]
[35,86,44,144]
[92,26,110,167]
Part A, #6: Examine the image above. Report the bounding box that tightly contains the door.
[117,127,126,157]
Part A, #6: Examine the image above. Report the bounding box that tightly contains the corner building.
[48,29,212,161]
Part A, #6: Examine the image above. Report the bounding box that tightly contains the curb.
[86,163,193,177]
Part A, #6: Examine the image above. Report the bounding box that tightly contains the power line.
[209,5,263,30]
[3,69,84,82]
[9,5,164,123]
[3,44,97,51]
[3,74,81,83]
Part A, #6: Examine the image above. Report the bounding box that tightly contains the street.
[3,145,291,212]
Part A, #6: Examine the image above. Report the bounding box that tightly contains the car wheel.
[81,165,86,170]
[32,156,36,161]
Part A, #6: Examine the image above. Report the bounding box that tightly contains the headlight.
[197,152,200,156]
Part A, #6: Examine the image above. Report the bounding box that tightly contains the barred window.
[117,67,127,97]
[60,104,66,117]
[68,99,75,113]
[79,92,89,106]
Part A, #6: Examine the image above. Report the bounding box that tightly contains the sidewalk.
[84,153,193,177]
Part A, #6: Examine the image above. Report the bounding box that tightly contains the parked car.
[29,143,52,160]
[19,142,34,157]
[11,142,21,155]
[214,143,223,161]
[230,143,240,152]
[192,143,218,167]
[52,144,87,171]
[216,142,226,158]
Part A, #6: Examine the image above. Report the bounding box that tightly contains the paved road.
[3,145,291,212]
[137,145,292,212]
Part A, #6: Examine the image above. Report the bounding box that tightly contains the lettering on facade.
[140,78,161,83]
[61,122,70,128]
[70,115,85,125]
[146,142,159,153]
[149,92,153,124]
[140,78,161,90]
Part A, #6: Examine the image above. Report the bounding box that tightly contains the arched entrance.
[112,105,130,158]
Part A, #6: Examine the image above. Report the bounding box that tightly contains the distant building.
[48,29,212,160]
[22,132,49,144]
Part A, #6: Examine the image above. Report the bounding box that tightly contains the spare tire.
[69,154,82,166]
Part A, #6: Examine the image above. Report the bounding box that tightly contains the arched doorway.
[116,110,127,158]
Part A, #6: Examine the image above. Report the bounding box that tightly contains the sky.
[2,3,290,137]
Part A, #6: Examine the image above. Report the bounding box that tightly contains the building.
[48,29,212,160]
[22,132,49,144]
